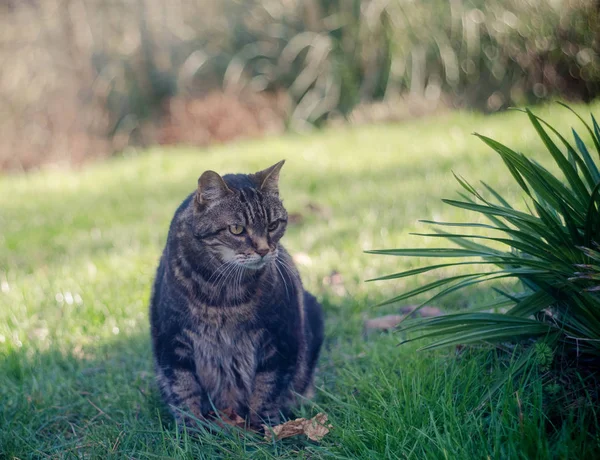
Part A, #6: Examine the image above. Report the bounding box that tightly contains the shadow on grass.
[0,313,342,458]
[3,289,600,459]
[1,332,166,453]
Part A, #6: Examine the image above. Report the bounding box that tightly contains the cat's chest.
[185,324,261,406]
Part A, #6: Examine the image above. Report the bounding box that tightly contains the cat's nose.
[256,247,270,257]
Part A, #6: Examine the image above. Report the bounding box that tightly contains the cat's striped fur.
[149,161,324,428]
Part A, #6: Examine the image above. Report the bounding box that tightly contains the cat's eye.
[268,221,279,232]
[229,224,245,235]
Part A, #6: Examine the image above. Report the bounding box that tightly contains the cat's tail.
[301,290,324,398]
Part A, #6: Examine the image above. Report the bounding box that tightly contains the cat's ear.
[252,160,285,195]
[196,170,232,205]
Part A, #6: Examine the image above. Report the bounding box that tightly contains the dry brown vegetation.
[1,0,599,171]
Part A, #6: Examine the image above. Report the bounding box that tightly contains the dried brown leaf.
[399,305,443,317]
[364,314,405,331]
[264,412,332,442]
[322,271,345,296]
[322,271,343,286]
[364,306,444,334]
[288,212,304,225]
[210,408,247,429]
[418,306,443,317]
[306,202,332,220]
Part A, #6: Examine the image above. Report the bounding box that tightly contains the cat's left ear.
[252,160,285,195]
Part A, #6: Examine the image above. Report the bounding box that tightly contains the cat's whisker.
[204,253,219,270]
[232,266,239,300]
[239,264,247,294]
[213,261,239,302]
[207,261,233,290]
[274,262,289,300]
[235,265,246,300]
[278,258,296,281]
[232,264,245,301]
[208,261,237,303]
[206,259,232,285]
[279,258,295,273]
[227,261,241,297]
[278,260,299,301]
[229,263,240,301]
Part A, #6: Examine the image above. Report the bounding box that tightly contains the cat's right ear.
[196,171,232,206]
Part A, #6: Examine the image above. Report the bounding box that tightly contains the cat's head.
[191,161,288,270]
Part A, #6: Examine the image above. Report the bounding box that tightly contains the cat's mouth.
[233,251,277,270]
[242,260,268,270]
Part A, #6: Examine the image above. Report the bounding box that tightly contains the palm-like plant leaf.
[369,106,600,366]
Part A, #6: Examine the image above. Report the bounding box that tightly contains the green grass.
[2,103,600,459]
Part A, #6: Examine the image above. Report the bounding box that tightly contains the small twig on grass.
[112,430,124,452]
[87,398,116,424]
[67,421,78,438]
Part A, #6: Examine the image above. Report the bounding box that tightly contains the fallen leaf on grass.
[399,305,443,317]
[264,413,332,442]
[322,271,345,296]
[209,408,247,429]
[306,202,332,220]
[418,306,443,317]
[322,271,343,286]
[364,314,405,331]
[287,202,331,226]
[288,212,304,225]
[364,306,444,333]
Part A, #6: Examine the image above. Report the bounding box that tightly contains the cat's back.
[149,193,196,336]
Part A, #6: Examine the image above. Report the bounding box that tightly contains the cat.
[149,160,324,429]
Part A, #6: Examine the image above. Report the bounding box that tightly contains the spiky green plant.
[571,244,600,293]
[367,104,600,370]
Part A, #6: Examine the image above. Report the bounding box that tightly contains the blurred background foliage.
[1,0,600,171]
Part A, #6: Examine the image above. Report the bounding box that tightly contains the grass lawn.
[2,103,599,459]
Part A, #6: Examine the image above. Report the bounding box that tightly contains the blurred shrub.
[385,0,600,111]
[0,0,112,170]
[214,0,392,129]
[187,0,600,121]
[157,90,289,146]
[1,0,599,170]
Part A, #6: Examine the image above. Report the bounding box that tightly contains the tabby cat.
[149,160,324,428]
